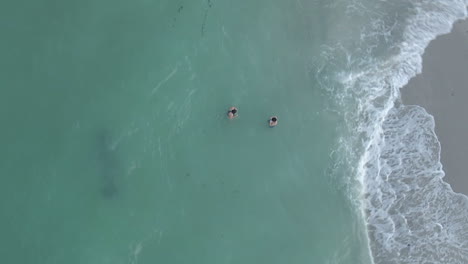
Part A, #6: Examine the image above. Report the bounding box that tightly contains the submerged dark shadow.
[96,130,120,199]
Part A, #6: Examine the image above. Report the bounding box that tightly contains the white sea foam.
[318,0,468,263]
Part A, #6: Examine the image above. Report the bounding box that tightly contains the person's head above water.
[228,107,238,119]
[269,116,278,127]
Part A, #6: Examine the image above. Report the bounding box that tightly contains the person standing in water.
[269,116,278,127]
[227,107,238,119]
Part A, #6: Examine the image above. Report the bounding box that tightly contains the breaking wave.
[317,0,468,263]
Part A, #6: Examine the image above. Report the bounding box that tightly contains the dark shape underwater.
[96,130,120,198]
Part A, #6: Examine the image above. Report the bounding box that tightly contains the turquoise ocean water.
[1,0,468,263]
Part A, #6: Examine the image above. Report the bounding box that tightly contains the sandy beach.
[401,18,468,195]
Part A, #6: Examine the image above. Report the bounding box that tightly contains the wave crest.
[317,0,468,263]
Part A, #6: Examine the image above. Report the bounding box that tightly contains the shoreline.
[401,18,468,196]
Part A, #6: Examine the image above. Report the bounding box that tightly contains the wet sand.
[401,18,468,195]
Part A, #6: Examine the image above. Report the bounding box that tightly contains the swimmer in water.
[269,116,278,127]
[227,107,238,119]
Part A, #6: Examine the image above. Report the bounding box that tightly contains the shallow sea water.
[4,0,468,263]
[0,0,372,263]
